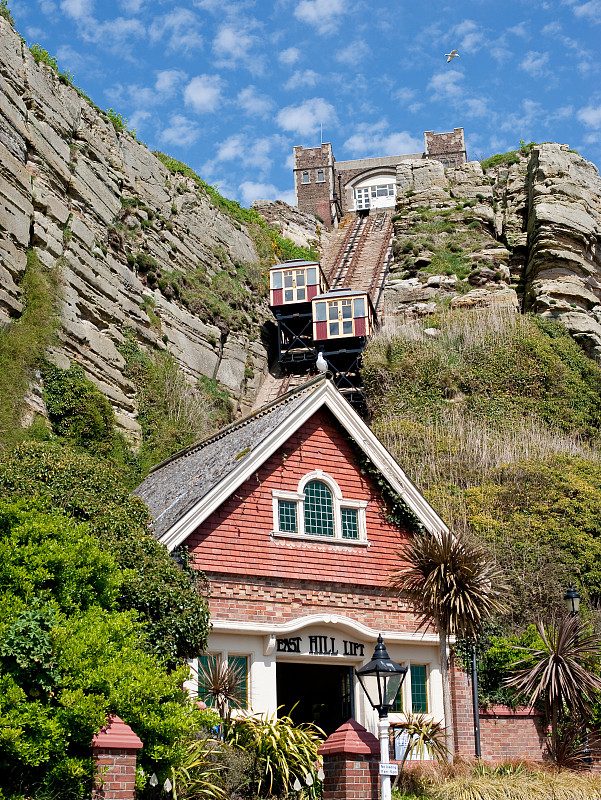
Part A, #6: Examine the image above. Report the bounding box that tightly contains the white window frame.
[317,169,325,183]
[272,470,368,545]
[301,171,310,184]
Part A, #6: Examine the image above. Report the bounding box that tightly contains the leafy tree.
[0,441,210,666]
[0,500,201,798]
[390,527,508,756]
[506,615,601,763]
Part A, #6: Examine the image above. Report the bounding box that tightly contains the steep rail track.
[251,209,394,412]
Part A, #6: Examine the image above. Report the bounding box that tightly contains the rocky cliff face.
[388,145,601,360]
[0,17,275,436]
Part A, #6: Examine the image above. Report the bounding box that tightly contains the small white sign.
[379,763,399,776]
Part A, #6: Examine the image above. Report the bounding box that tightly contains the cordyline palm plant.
[505,614,601,765]
[194,657,246,721]
[390,527,508,757]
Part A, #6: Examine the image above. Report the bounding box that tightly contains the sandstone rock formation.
[388,146,601,358]
[251,199,319,251]
[0,17,276,435]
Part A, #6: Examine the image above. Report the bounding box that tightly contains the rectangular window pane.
[371,187,376,197]
[198,654,218,707]
[390,685,403,713]
[304,481,334,536]
[284,272,293,287]
[353,297,366,317]
[329,303,338,320]
[296,270,305,286]
[284,290,294,302]
[341,507,358,539]
[307,268,317,285]
[343,320,353,335]
[302,172,309,184]
[228,655,248,709]
[272,271,283,290]
[329,322,339,336]
[297,288,306,301]
[342,301,352,318]
[411,665,428,713]
[315,302,326,322]
[279,500,297,532]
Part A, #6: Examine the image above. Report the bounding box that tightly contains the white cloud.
[38,0,58,13]
[128,109,151,131]
[159,114,200,147]
[276,97,336,137]
[343,121,421,158]
[55,44,87,73]
[212,22,262,71]
[507,21,528,38]
[61,0,91,20]
[294,0,346,34]
[184,75,224,113]
[464,97,489,117]
[427,70,465,100]
[392,87,416,104]
[578,103,601,127]
[542,21,562,35]
[520,51,549,77]
[452,19,485,52]
[279,46,301,65]
[120,0,144,12]
[238,181,295,207]
[569,0,601,22]
[149,9,204,53]
[155,69,187,96]
[237,85,274,117]
[284,69,319,90]
[336,39,370,66]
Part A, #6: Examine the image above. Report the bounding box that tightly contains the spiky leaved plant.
[390,527,508,758]
[506,614,601,765]
[195,657,247,721]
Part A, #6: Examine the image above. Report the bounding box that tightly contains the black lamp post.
[563,583,580,617]
[355,635,407,800]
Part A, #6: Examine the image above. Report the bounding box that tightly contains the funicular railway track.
[251,209,395,412]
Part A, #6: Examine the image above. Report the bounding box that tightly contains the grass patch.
[0,249,59,451]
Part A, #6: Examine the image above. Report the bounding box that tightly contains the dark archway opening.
[276,662,355,736]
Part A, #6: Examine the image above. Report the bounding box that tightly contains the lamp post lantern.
[355,635,407,800]
[563,583,580,617]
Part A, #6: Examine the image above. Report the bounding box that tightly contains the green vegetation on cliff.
[0,250,59,452]
[364,308,601,622]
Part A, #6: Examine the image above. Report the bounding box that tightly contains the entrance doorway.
[276,662,355,735]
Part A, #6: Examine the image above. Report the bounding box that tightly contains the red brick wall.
[92,749,138,799]
[451,662,549,763]
[323,754,379,800]
[187,409,413,589]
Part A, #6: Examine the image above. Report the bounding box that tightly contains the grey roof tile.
[134,375,326,539]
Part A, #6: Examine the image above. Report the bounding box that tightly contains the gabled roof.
[134,376,448,551]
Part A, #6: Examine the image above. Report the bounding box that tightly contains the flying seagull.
[445,49,459,63]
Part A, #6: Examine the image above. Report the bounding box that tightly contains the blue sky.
[11,0,601,207]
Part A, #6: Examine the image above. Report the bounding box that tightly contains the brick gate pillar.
[91,714,143,799]
[318,719,380,800]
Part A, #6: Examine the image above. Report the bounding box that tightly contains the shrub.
[106,108,127,133]
[0,500,203,798]
[0,0,14,25]
[224,712,324,798]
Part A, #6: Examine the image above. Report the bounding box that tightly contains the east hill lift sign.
[277,636,366,657]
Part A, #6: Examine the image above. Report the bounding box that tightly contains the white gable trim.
[159,380,448,551]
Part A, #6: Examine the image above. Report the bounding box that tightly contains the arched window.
[304,480,334,537]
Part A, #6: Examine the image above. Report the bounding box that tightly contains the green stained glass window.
[278,500,297,532]
[304,480,334,536]
[390,682,403,712]
[198,654,218,707]
[411,665,428,713]
[341,507,359,539]
[228,655,248,709]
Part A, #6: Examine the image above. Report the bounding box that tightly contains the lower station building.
[135,376,450,740]
[293,128,467,227]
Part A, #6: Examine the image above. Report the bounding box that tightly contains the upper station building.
[293,128,467,227]
[135,376,448,740]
